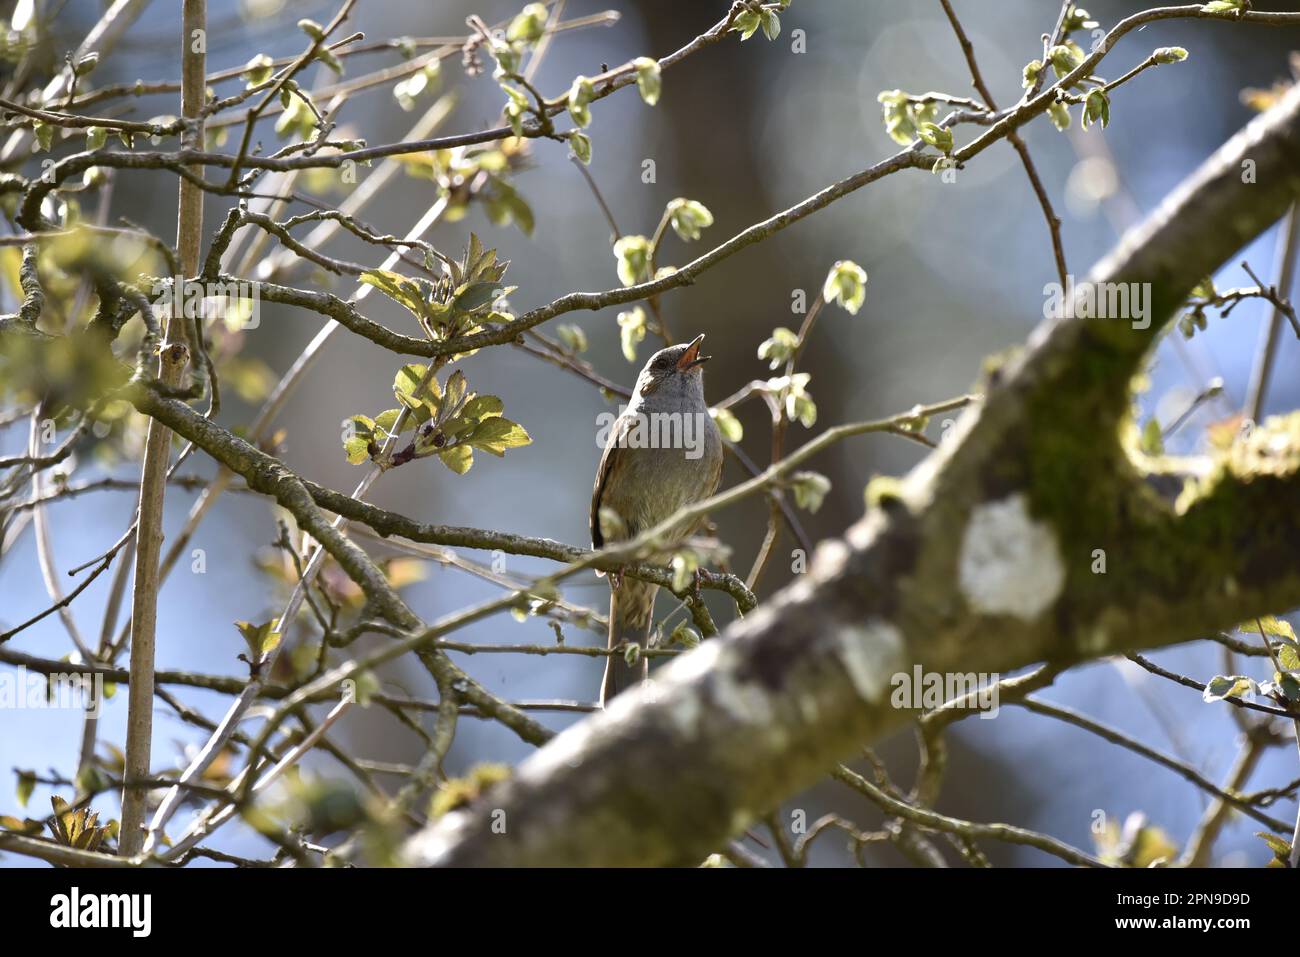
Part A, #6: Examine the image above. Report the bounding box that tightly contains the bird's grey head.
[632,334,711,411]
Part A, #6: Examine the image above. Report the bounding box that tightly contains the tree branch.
[403,81,1300,869]
[119,0,205,856]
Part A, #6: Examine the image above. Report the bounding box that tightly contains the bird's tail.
[601,579,657,707]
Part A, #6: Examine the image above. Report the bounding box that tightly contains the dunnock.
[590,334,723,706]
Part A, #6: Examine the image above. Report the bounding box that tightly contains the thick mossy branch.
[404,80,1300,870]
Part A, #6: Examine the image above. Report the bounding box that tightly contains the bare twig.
[119,0,205,857]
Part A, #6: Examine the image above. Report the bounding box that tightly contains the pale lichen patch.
[711,670,778,729]
[810,538,851,578]
[664,681,703,735]
[660,638,779,733]
[839,619,905,703]
[958,493,1065,621]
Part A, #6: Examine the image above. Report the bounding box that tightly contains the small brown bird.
[590,334,723,706]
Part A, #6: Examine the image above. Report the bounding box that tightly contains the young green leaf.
[669,622,701,649]
[438,445,474,474]
[483,177,534,237]
[666,198,714,241]
[1022,59,1043,89]
[457,393,505,424]
[568,75,594,128]
[1064,7,1100,32]
[343,414,375,464]
[671,550,698,593]
[1255,831,1292,864]
[613,235,652,286]
[361,269,426,318]
[789,471,832,513]
[453,280,504,314]
[508,3,549,43]
[393,364,438,412]
[757,327,799,369]
[876,90,939,147]
[790,393,817,429]
[467,416,532,456]
[917,122,953,154]
[823,260,868,315]
[1047,100,1072,131]
[733,10,762,40]
[1082,89,1110,130]
[1202,674,1256,702]
[243,53,275,87]
[441,369,469,419]
[0,815,42,834]
[16,771,35,808]
[374,407,422,439]
[569,131,592,165]
[618,306,647,362]
[503,84,528,135]
[557,324,589,353]
[633,57,662,106]
[710,406,743,442]
[1047,43,1082,78]
[1239,616,1298,642]
[235,619,282,661]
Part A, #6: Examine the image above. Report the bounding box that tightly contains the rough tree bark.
[403,83,1300,867]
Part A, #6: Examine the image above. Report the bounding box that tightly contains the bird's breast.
[600,412,722,540]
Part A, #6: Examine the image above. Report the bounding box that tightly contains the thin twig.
[938,0,1068,287]
[119,0,205,857]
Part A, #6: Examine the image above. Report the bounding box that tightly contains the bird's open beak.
[676,333,711,371]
